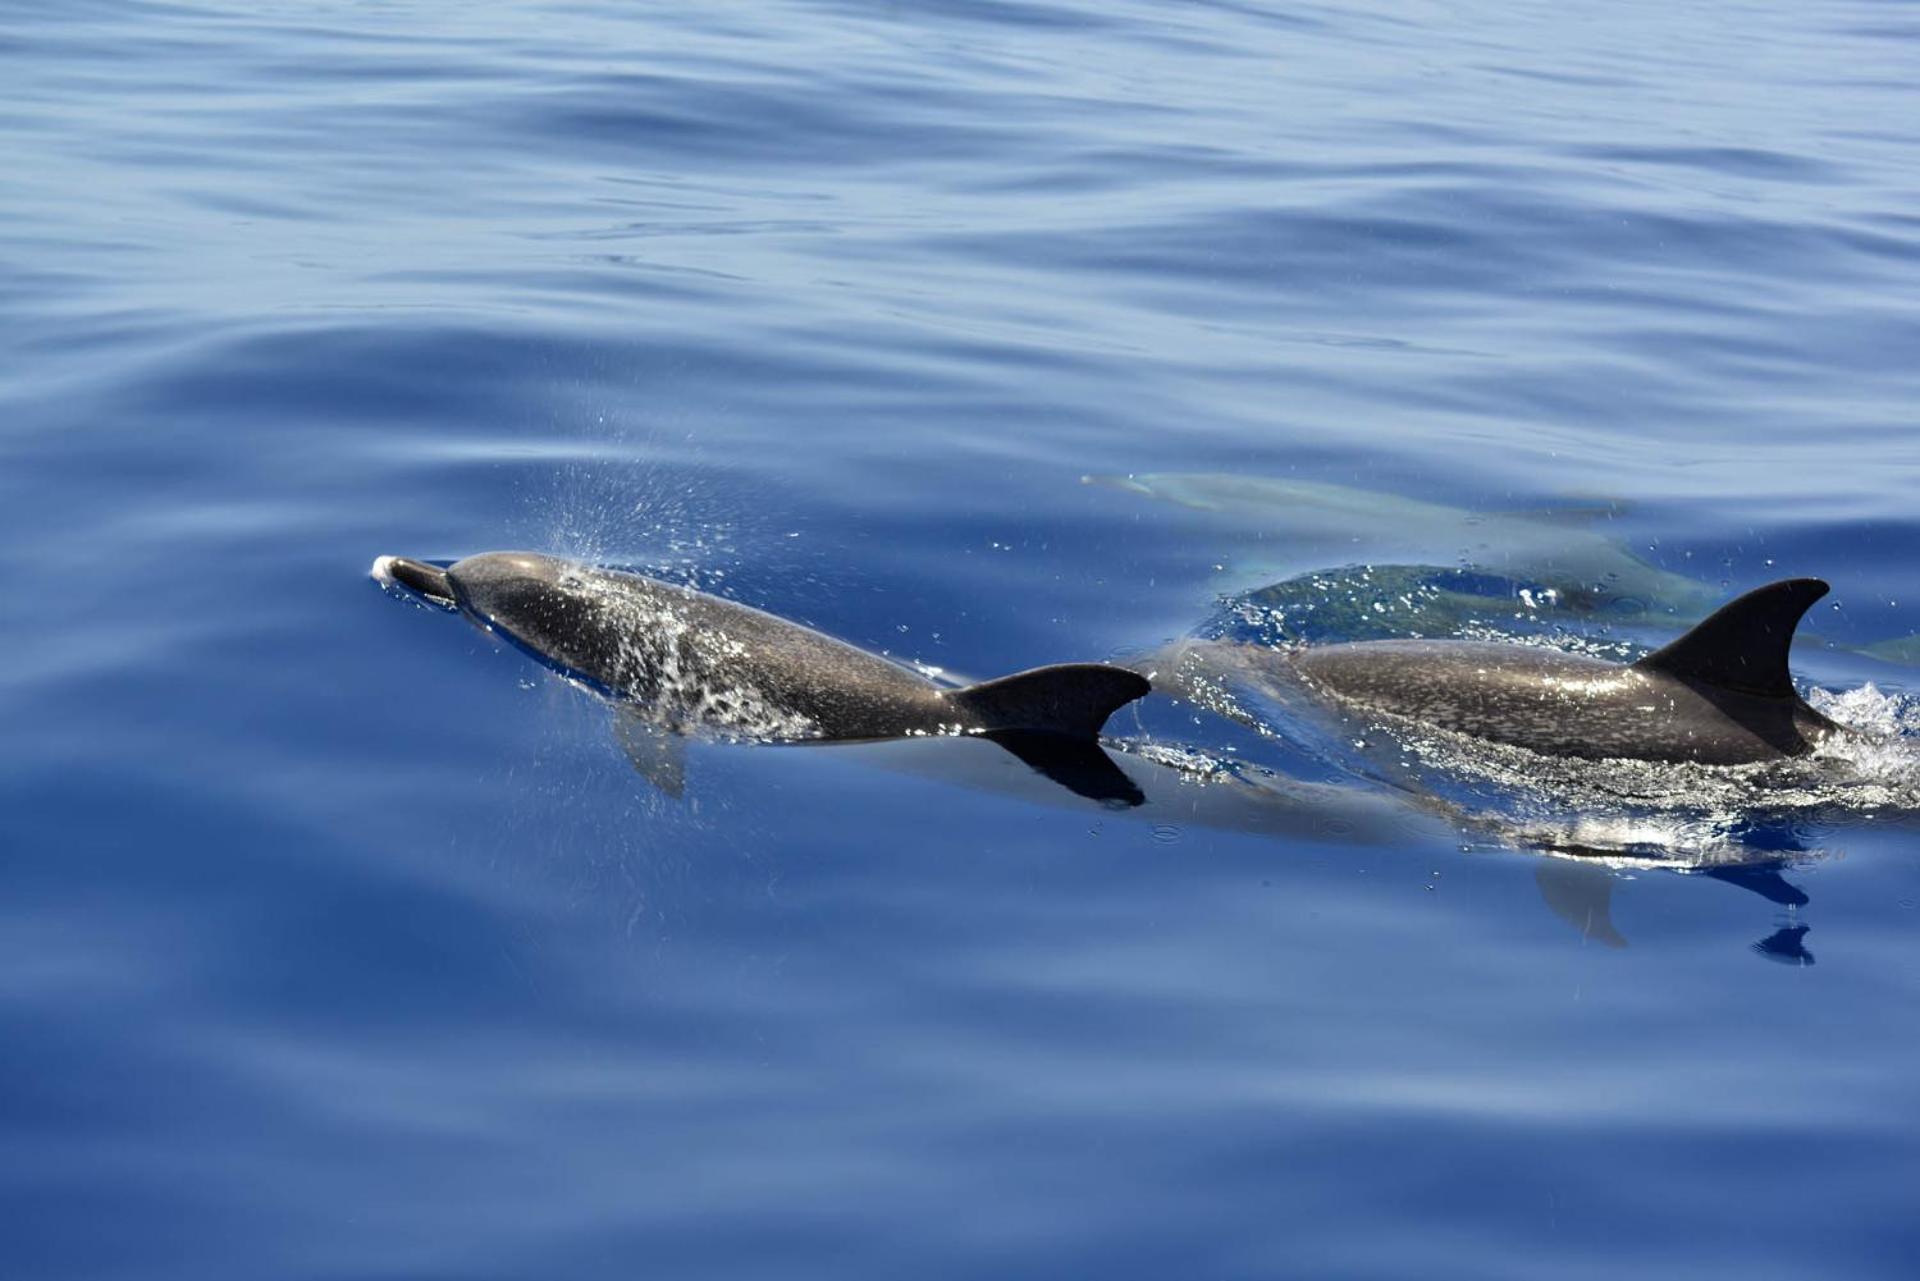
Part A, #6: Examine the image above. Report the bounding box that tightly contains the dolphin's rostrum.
[375,551,1151,800]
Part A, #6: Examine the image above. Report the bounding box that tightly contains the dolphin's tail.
[372,555,458,608]
[941,664,1153,807]
[948,663,1151,740]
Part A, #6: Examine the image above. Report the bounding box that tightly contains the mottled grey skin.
[1291,639,1837,764]
[378,551,1146,744]
[1175,578,1846,766]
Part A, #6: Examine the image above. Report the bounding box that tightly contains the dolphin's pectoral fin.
[612,708,687,798]
[982,731,1145,807]
[947,663,1152,739]
[1533,860,1628,948]
[1633,577,1828,698]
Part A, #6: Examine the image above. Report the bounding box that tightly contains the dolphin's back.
[438,552,1148,747]
[450,553,947,739]
[1290,582,1841,765]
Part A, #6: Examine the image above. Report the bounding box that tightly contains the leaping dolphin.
[374,551,1151,800]
[1171,578,1847,765]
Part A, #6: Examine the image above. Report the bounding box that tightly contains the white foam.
[1809,681,1920,737]
[568,567,821,742]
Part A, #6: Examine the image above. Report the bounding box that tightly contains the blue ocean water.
[6,1,1920,1276]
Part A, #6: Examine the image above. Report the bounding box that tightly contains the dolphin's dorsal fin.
[946,663,1151,739]
[1632,577,1828,698]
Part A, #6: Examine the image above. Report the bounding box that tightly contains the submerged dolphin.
[1174,578,1846,765]
[374,551,1151,799]
[1087,471,1721,617]
[1095,473,1920,671]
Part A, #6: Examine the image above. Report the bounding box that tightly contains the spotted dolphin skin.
[374,551,1151,799]
[1194,578,1845,765]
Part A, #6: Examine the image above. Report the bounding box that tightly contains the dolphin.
[1865,633,1920,667]
[1086,471,1723,618]
[1168,578,1848,765]
[373,551,1151,801]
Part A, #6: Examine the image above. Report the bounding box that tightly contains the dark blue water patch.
[497,72,1041,172]
[51,323,558,427]
[1568,144,1853,184]
[812,0,1127,35]
[924,205,1535,303]
[1652,517,1920,643]
[1,775,529,1029]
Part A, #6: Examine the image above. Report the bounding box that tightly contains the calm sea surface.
[6,2,1920,1277]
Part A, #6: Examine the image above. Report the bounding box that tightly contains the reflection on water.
[1754,925,1816,966]
[1533,851,1818,957]
[1534,860,1628,949]
[572,669,1830,958]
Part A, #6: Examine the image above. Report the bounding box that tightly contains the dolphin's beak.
[372,556,458,608]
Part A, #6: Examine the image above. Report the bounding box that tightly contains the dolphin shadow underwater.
[1085,471,1724,620]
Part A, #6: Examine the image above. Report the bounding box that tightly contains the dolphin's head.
[374,551,581,620]
[374,551,641,688]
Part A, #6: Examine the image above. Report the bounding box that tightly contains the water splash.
[554,565,823,742]
[538,453,750,592]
